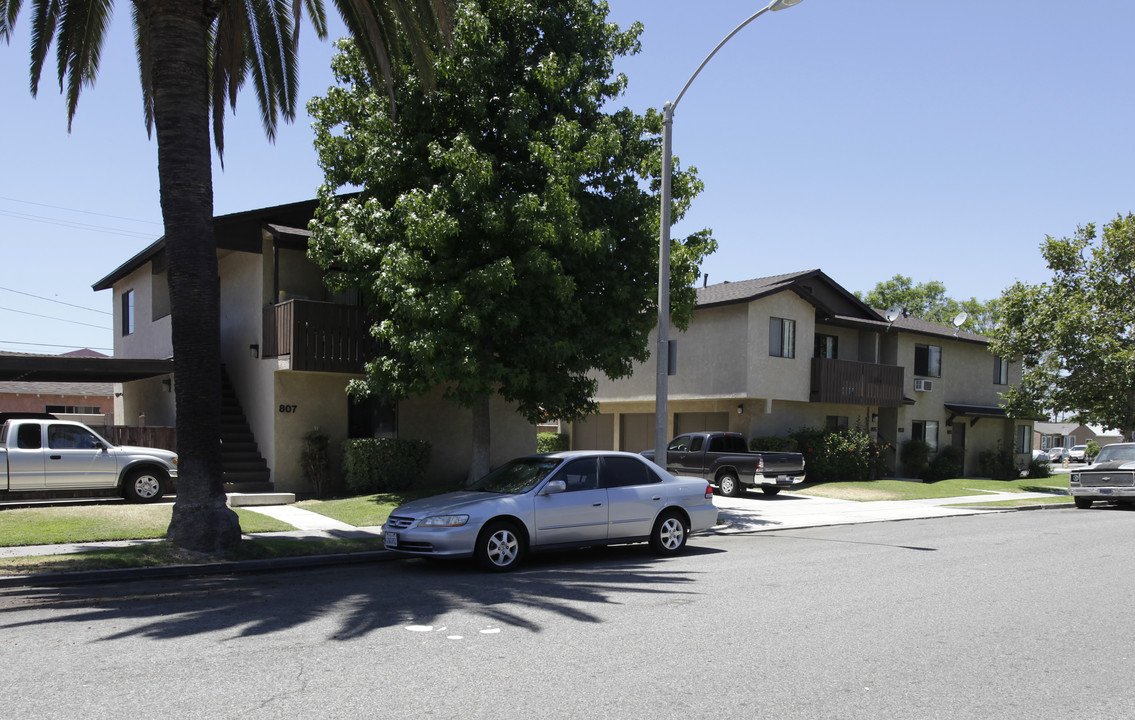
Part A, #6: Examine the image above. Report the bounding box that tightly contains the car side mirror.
[541,479,567,495]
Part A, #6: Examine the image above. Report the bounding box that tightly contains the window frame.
[994,357,1010,385]
[769,317,797,359]
[121,289,135,336]
[815,333,839,360]
[912,420,940,452]
[914,344,942,378]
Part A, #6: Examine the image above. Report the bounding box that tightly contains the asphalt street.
[2,507,1133,720]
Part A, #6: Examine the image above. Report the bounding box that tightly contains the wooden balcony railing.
[810,357,904,407]
[262,300,368,373]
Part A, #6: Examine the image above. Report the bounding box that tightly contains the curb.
[0,549,396,590]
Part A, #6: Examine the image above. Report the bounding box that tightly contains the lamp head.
[769,0,805,9]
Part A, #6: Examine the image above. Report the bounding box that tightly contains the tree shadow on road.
[0,544,723,644]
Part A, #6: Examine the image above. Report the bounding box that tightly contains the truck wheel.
[1074,497,1093,509]
[717,472,742,497]
[123,467,167,503]
[762,487,782,496]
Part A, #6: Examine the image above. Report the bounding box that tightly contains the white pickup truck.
[0,415,178,503]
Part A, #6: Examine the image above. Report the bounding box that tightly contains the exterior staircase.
[221,369,273,493]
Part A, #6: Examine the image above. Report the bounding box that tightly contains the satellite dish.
[952,311,968,328]
[885,306,902,323]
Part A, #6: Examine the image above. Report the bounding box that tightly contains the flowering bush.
[786,426,888,482]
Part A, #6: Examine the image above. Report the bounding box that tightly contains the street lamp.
[654,0,804,466]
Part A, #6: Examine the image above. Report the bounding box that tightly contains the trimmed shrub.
[790,426,886,482]
[750,436,796,452]
[978,444,1018,480]
[924,445,964,482]
[342,438,432,493]
[900,439,931,479]
[537,432,570,453]
[1027,458,1052,479]
[300,430,331,498]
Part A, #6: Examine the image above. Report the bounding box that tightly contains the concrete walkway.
[0,489,1068,560]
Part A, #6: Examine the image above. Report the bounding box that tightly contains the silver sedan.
[383,451,718,571]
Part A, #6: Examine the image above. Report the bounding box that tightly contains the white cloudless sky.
[2,0,1133,354]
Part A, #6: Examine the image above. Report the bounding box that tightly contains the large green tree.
[2,0,450,552]
[856,274,1000,334]
[308,0,715,481]
[991,215,1135,438]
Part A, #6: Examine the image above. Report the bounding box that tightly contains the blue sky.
[2,0,1134,355]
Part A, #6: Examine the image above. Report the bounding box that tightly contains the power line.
[0,305,111,330]
[0,195,162,226]
[0,286,112,315]
[0,208,157,241]
[0,340,113,352]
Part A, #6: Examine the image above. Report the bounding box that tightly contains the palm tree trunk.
[148,0,241,553]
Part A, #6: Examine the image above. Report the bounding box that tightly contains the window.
[121,289,135,336]
[1015,425,1031,454]
[601,456,658,487]
[47,424,104,450]
[826,416,849,431]
[770,317,796,359]
[45,405,102,414]
[559,457,599,492]
[17,424,41,449]
[815,333,839,359]
[994,357,1009,385]
[914,344,941,378]
[912,420,939,451]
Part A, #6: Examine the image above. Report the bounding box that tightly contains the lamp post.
[654,0,804,467]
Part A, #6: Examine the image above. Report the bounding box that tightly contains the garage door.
[619,413,653,453]
[675,412,730,436]
[571,414,614,451]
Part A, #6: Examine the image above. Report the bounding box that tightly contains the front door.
[952,422,967,476]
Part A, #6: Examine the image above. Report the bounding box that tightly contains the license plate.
[777,475,789,483]
[1100,489,1113,495]
[385,532,399,547]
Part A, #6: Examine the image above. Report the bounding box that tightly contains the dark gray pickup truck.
[642,432,806,497]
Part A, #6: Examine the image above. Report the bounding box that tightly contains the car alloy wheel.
[476,521,525,572]
[650,511,688,555]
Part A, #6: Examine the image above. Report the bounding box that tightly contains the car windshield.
[1095,445,1135,463]
[470,458,561,494]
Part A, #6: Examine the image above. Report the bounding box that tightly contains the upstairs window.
[121,289,135,336]
[770,317,796,359]
[994,357,1010,385]
[815,333,839,359]
[914,344,941,378]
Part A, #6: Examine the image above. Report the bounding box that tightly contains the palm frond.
[2,0,26,43]
[27,0,60,95]
[45,0,114,128]
[131,3,154,138]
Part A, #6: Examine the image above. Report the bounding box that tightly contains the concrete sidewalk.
[0,489,1069,560]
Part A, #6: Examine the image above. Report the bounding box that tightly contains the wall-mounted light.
[736,404,744,415]
[871,413,879,424]
[161,378,172,393]
[250,343,260,359]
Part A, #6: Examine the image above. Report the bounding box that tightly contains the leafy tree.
[309,0,715,481]
[991,215,1135,439]
[857,274,1000,334]
[2,0,451,552]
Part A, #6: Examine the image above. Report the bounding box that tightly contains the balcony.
[810,357,904,407]
[262,300,368,373]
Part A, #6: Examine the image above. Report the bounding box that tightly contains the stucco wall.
[746,292,813,402]
[399,387,536,487]
[113,264,173,360]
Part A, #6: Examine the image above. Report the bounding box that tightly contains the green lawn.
[296,487,456,527]
[793,475,1070,502]
[0,504,293,547]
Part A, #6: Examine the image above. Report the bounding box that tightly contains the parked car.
[1068,445,1088,462]
[642,432,806,497]
[1032,449,1053,463]
[1048,447,1070,463]
[1,416,177,502]
[1069,443,1135,508]
[382,451,718,571]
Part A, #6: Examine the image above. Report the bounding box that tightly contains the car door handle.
[593,503,603,507]
[652,496,661,501]
[50,455,61,460]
